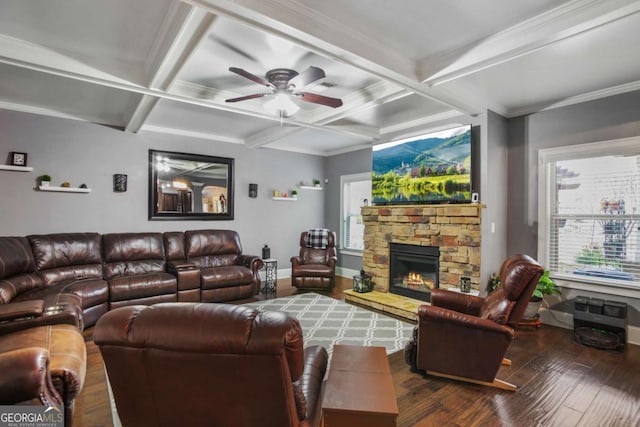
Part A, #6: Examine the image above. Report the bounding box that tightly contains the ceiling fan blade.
[288,66,325,89]
[229,67,273,88]
[225,93,269,103]
[299,92,343,108]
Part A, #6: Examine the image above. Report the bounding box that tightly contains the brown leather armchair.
[95,303,328,427]
[404,254,544,391]
[291,230,337,290]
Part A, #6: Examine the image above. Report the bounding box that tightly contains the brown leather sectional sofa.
[0,229,263,426]
[1,229,263,328]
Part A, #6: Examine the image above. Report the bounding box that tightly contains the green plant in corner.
[532,269,561,300]
[487,273,501,293]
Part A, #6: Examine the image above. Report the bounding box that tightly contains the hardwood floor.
[74,277,640,427]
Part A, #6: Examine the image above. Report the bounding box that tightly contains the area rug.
[244,292,414,360]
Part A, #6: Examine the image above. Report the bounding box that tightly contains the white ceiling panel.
[299,0,569,60]
[0,0,174,83]
[266,128,371,155]
[0,63,136,126]
[143,99,275,141]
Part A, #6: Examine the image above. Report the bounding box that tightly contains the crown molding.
[506,79,640,118]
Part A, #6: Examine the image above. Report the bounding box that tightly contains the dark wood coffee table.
[322,345,399,427]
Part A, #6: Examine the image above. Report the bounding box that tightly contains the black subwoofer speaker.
[573,296,626,351]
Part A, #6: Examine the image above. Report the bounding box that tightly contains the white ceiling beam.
[181,0,486,115]
[418,0,640,87]
[124,4,215,132]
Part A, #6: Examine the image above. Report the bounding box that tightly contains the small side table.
[262,258,277,294]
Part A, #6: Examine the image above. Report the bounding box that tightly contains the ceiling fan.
[225,66,343,117]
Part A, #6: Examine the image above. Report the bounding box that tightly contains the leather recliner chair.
[95,302,328,427]
[404,254,544,391]
[291,230,337,290]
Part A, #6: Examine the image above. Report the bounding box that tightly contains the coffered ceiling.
[1,0,639,155]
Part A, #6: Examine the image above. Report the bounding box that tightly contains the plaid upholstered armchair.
[290,229,337,290]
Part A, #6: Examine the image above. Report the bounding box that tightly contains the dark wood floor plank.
[73,278,640,427]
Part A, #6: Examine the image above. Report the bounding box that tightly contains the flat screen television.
[372,124,472,205]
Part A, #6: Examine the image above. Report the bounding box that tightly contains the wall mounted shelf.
[299,185,323,190]
[0,165,33,172]
[38,185,91,193]
[272,197,297,201]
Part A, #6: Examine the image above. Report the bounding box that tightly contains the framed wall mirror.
[148,149,234,220]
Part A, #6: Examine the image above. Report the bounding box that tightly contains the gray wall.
[0,109,325,267]
[325,147,372,272]
[506,90,640,326]
[480,111,509,291]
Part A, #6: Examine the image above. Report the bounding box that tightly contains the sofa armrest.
[0,300,44,322]
[296,345,328,423]
[0,302,81,336]
[167,260,200,292]
[327,256,337,268]
[167,260,197,271]
[237,255,263,272]
[0,347,62,407]
[430,288,484,316]
[291,256,304,267]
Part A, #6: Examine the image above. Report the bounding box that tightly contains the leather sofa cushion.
[163,232,186,261]
[303,249,329,265]
[0,273,43,304]
[28,233,103,285]
[200,266,253,289]
[0,237,36,279]
[103,233,166,279]
[185,230,242,268]
[14,279,108,309]
[109,273,177,302]
[28,233,102,270]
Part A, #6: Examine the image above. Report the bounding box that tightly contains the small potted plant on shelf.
[37,174,52,187]
[523,269,561,319]
[291,190,298,198]
[313,179,321,187]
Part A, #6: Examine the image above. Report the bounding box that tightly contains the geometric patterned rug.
[244,292,415,361]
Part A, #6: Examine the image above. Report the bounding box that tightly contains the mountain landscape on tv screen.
[372,131,470,174]
[372,127,472,204]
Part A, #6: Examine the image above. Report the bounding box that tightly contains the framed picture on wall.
[10,152,27,166]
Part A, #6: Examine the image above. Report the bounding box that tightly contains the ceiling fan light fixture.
[263,93,300,117]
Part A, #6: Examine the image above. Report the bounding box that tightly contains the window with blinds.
[542,142,640,289]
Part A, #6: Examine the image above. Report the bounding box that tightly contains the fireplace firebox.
[389,243,439,302]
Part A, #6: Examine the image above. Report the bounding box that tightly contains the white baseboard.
[337,267,359,279]
[539,307,640,347]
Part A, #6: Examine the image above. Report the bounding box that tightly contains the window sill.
[551,272,640,299]
[339,248,363,257]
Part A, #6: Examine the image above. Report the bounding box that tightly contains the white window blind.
[541,139,640,290]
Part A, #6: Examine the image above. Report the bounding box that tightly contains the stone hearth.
[362,204,483,293]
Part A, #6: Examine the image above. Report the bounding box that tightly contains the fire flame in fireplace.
[404,272,435,289]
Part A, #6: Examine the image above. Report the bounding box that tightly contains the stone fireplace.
[389,243,439,302]
[362,204,482,294]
